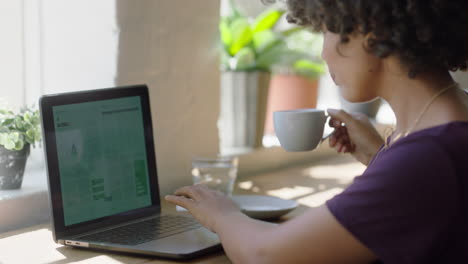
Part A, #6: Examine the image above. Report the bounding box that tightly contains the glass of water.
[191,156,238,196]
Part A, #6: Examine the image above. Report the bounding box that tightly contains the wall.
[41,0,118,96]
[115,1,221,195]
[0,1,24,109]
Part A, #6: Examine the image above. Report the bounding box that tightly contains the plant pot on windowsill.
[0,144,30,190]
[0,108,42,190]
[218,71,271,155]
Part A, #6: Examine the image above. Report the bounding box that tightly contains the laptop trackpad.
[139,227,220,254]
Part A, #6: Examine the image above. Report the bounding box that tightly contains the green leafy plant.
[0,107,41,151]
[220,1,325,79]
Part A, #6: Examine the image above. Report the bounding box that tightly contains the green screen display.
[53,96,152,226]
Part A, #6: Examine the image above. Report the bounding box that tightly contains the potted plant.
[264,30,325,135]
[218,1,323,154]
[0,107,41,189]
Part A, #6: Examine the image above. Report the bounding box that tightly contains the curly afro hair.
[285,0,468,77]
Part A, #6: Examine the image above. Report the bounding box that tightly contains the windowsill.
[0,148,50,234]
[0,166,47,201]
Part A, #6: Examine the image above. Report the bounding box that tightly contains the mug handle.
[320,132,333,144]
[319,114,333,145]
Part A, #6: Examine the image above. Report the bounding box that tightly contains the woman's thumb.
[327,108,353,124]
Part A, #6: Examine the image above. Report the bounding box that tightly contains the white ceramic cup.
[273,109,329,152]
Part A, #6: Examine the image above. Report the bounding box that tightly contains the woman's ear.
[362,33,377,52]
[361,33,386,74]
[363,32,393,58]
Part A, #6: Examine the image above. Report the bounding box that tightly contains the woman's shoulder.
[409,121,468,137]
[365,121,467,186]
[388,121,468,155]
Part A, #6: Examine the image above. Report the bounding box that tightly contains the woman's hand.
[327,108,384,165]
[165,184,242,233]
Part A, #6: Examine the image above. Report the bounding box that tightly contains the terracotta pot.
[264,74,319,135]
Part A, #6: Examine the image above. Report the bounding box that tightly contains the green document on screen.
[53,96,151,226]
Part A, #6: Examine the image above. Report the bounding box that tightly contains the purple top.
[326,122,468,264]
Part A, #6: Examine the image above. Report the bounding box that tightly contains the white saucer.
[232,195,298,220]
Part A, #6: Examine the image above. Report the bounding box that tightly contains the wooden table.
[0,155,365,264]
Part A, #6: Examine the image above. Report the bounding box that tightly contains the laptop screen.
[52,96,152,226]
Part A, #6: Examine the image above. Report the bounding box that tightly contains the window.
[0,0,119,178]
[1,1,223,232]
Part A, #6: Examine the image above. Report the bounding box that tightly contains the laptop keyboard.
[79,215,202,245]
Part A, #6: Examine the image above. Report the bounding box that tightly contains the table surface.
[0,155,365,264]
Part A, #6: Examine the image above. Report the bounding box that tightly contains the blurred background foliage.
[220,0,325,79]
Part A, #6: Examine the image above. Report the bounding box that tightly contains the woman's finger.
[165,195,195,209]
[329,131,339,147]
[338,144,344,153]
[329,118,344,128]
[329,134,337,147]
[174,185,203,200]
[342,145,349,153]
[337,137,353,153]
[335,142,343,153]
[327,109,354,126]
[340,133,350,144]
[338,133,351,146]
[344,145,354,153]
[330,128,349,147]
[338,126,349,135]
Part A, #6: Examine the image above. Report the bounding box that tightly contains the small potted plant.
[0,107,41,189]
[219,1,324,154]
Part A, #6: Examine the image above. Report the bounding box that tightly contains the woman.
[166,0,468,263]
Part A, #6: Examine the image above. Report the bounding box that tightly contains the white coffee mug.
[273,109,329,152]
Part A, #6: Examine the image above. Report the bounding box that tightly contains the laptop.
[39,84,220,259]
